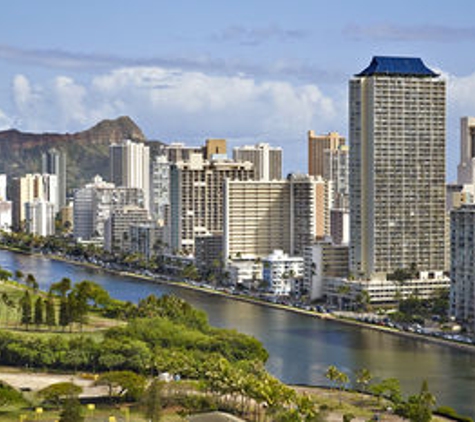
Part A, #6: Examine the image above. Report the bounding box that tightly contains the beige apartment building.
[233,143,282,181]
[349,56,446,279]
[170,154,254,255]
[308,131,345,177]
[223,175,331,260]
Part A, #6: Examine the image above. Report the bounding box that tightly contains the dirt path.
[0,368,108,397]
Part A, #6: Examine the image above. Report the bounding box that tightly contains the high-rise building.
[11,174,58,231]
[224,180,291,259]
[308,131,345,177]
[150,155,170,224]
[104,205,151,253]
[158,142,203,163]
[203,139,227,160]
[349,56,446,279]
[170,153,254,255]
[110,140,150,209]
[25,200,55,236]
[42,148,67,210]
[324,145,349,210]
[223,175,331,259]
[233,143,283,181]
[73,176,145,242]
[457,117,475,187]
[0,174,7,201]
[450,204,475,330]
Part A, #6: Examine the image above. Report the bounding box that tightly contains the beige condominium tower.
[349,56,446,279]
[308,131,345,177]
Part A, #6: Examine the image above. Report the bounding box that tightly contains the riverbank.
[4,245,474,356]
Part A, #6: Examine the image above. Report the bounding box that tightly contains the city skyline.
[2,1,475,179]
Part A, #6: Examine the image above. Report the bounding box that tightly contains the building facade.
[25,200,55,236]
[150,155,170,224]
[324,145,349,210]
[73,176,144,243]
[457,117,475,187]
[349,56,446,279]
[11,173,58,231]
[233,143,282,181]
[110,139,150,209]
[262,249,304,295]
[42,148,67,210]
[224,175,331,260]
[308,131,345,178]
[170,154,254,255]
[450,204,475,330]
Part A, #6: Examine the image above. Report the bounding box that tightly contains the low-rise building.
[262,250,304,295]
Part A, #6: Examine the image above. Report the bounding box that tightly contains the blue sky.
[2,0,475,180]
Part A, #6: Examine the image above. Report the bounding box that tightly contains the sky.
[2,1,475,180]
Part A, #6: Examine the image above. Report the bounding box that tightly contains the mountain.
[0,116,153,191]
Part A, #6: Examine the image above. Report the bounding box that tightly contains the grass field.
[0,280,123,338]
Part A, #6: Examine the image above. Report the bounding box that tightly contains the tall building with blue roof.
[349,56,446,280]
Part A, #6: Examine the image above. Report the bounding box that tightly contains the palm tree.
[25,273,36,289]
[354,368,372,393]
[14,270,24,283]
[325,365,348,405]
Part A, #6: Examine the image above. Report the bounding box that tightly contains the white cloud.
[54,76,88,127]
[6,67,343,172]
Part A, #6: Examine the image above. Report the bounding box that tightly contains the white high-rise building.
[0,174,7,201]
[11,173,58,231]
[25,199,55,236]
[233,143,282,181]
[150,155,170,224]
[110,140,150,209]
[324,145,349,210]
[73,176,145,242]
[349,56,446,279]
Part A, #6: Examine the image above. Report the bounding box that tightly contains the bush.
[181,395,217,413]
[435,406,473,422]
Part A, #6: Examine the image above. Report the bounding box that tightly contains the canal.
[0,249,473,417]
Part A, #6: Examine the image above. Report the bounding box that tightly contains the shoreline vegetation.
[4,244,473,356]
[0,246,472,421]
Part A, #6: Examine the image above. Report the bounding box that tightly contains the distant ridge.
[0,116,157,191]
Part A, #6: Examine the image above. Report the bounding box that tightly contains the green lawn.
[0,280,123,338]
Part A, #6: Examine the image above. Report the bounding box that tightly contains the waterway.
[0,249,474,417]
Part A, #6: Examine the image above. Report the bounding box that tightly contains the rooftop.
[356,56,438,77]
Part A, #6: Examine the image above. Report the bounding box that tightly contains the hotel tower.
[349,56,446,279]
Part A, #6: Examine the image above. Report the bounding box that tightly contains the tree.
[45,295,56,327]
[143,379,164,422]
[19,290,32,328]
[0,268,12,281]
[50,277,72,298]
[404,380,436,422]
[95,371,146,402]
[325,365,348,405]
[34,297,44,327]
[369,378,402,405]
[59,297,70,330]
[25,273,37,290]
[1,292,14,326]
[14,270,24,283]
[354,368,372,393]
[38,382,83,408]
[59,396,84,422]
